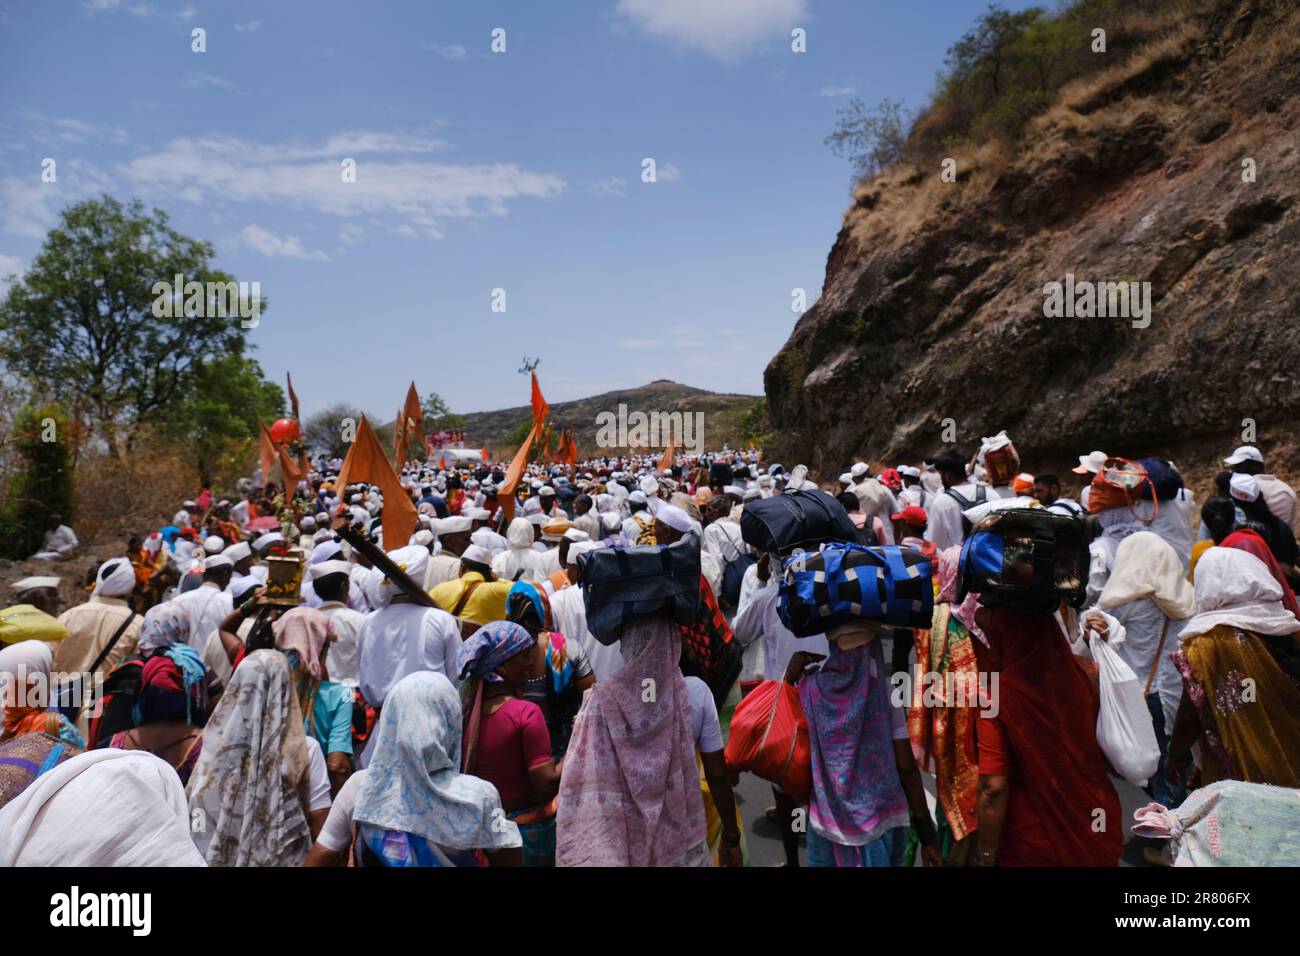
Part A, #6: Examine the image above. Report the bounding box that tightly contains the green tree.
[303,404,369,459]
[422,391,465,430]
[0,404,74,559]
[738,397,769,446]
[0,195,263,453]
[502,418,532,453]
[158,355,285,482]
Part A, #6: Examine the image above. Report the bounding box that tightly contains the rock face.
[765,0,1300,489]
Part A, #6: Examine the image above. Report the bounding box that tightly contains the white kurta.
[166,583,233,651]
[318,601,366,687]
[355,603,461,708]
[549,585,623,682]
[731,570,827,682]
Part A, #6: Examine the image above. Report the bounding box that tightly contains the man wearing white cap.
[848,463,899,546]
[427,516,472,589]
[1071,450,1107,511]
[623,491,654,544]
[1230,472,1300,579]
[1225,445,1296,529]
[354,545,462,767]
[54,558,143,736]
[165,555,234,651]
[10,576,62,617]
[308,560,364,687]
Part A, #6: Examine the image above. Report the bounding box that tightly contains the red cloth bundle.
[724,679,811,805]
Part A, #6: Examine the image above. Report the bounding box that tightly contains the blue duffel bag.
[777,542,934,637]
[578,534,701,645]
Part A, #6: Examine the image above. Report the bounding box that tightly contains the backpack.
[778,542,934,636]
[716,524,756,611]
[958,508,1089,614]
[86,656,146,749]
[944,484,988,537]
[740,489,859,554]
[678,576,743,709]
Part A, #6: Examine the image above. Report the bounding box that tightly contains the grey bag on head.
[578,535,702,646]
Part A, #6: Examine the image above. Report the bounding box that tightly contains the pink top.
[475,696,551,807]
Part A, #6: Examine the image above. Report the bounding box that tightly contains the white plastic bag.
[1089,630,1160,786]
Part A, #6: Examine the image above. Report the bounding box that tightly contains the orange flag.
[392,406,407,469]
[498,419,542,525]
[659,434,675,472]
[278,443,303,491]
[258,421,277,486]
[287,372,301,422]
[335,416,418,549]
[530,371,549,425]
[403,383,425,460]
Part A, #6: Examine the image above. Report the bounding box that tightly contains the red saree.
[972,605,1123,867]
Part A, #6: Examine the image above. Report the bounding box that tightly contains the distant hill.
[453,380,760,458]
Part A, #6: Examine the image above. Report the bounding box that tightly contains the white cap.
[722,484,745,497]
[203,554,233,570]
[1229,473,1261,503]
[898,465,921,478]
[435,516,473,535]
[223,541,253,563]
[639,475,659,496]
[654,503,693,534]
[1072,450,1107,475]
[563,528,591,542]
[12,576,60,591]
[539,486,555,497]
[461,544,494,565]
[203,535,224,554]
[463,507,491,521]
[850,462,869,478]
[838,472,853,485]
[308,559,352,579]
[1224,445,1264,467]
[628,490,648,505]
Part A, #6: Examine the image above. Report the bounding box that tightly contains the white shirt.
[550,585,624,682]
[304,737,333,813]
[317,769,366,852]
[167,582,233,651]
[425,553,462,590]
[355,603,461,708]
[925,482,1012,552]
[318,601,365,686]
[731,572,827,681]
[685,676,724,753]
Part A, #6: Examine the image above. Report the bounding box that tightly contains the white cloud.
[239,224,329,261]
[0,162,115,239]
[615,0,807,63]
[234,20,262,33]
[185,72,236,91]
[171,4,196,22]
[820,85,855,97]
[618,339,656,349]
[83,1,156,16]
[338,222,365,246]
[116,133,565,239]
[0,254,24,295]
[422,43,466,60]
[658,162,682,182]
[592,177,627,198]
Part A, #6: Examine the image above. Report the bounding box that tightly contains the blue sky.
[0,0,1041,419]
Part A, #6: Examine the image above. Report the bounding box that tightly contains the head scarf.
[160,525,180,549]
[456,621,536,775]
[937,545,987,646]
[138,603,191,652]
[555,613,708,867]
[506,580,553,632]
[1181,547,1300,641]
[371,545,429,608]
[1098,531,1196,620]
[1221,529,1300,619]
[272,606,334,679]
[456,620,534,685]
[134,652,207,726]
[185,649,311,867]
[0,750,205,866]
[505,517,534,551]
[92,559,136,598]
[354,671,521,853]
[0,640,55,738]
[799,638,910,854]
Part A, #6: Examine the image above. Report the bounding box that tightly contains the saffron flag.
[287,372,301,422]
[258,421,277,487]
[530,371,549,425]
[335,415,418,549]
[403,383,425,461]
[659,434,675,472]
[392,406,406,469]
[278,443,303,491]
[498,419,542,525]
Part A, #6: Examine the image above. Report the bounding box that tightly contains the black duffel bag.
[740,489,859,554]
[578,534,701,645]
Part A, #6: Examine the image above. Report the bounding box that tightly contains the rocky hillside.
[457,380,760,457]
[765,0,1300,493]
